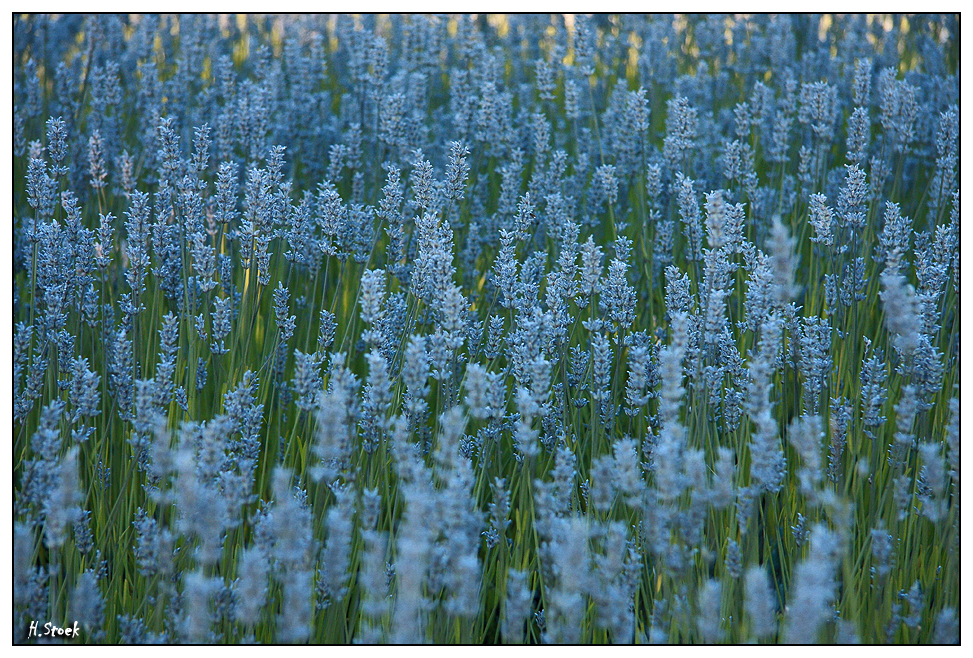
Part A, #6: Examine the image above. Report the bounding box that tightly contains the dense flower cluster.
[13,14,958,644]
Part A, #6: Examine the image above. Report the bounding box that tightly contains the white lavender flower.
[748,315,786,493]
[44,447,82,549]
[359,269,387,346]
[675,173,703,262]
[784,524,841,643]
[181,570,219,643]
[69,357,101,423]
[71,570,105,640]
[807,193,834,246]
[235,546,269,627]
[318,485,356,603]
[663,96,698,166]
[697,579,724,643]
[444,140,470,202]
[291,350,323,412]
[745,566,777,640]
[600,256,637,331]
[879,75,918,153]
[877,201,912,272]
[846,106,870,163]
[880,269,920,361]
[798,81,838,140]
[624,345,650,412]
[312,353,358,483]
[769,215,799,305]
[502,568,531,643]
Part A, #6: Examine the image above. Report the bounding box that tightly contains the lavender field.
[12,14,959,644]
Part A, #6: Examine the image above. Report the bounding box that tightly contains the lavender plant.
[13,13,959,645]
